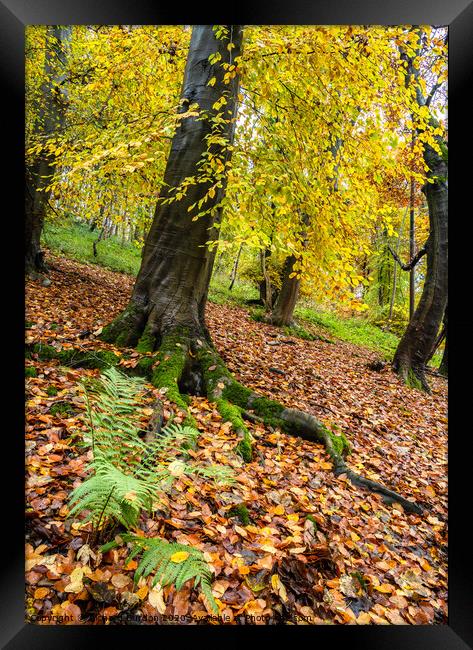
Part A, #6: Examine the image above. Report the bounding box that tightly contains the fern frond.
[68,464,154,528]
[70,367,234,540]
[101,534,218,613]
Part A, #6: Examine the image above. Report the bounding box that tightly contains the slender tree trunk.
[439,330,447,377]
[259,248,273,310]
[214,250,225,274]
[388,207,408,322]
[269,212,309,326]
[409,175,416,320]
[439,303,448,376]
[25,25,70,276]
[228,243,243,291]
[102,25,244,348]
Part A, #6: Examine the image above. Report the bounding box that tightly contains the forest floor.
[25,254,448,626]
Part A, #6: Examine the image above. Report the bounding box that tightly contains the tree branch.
[388,243,427,271]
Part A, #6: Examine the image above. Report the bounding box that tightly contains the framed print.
[1,0,470,647]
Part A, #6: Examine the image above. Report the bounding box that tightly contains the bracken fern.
[101,534,217,613]
[70,367,233,529]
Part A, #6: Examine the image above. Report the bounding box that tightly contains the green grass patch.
[295,305,401,359]
[209,273,259,307]
[42,220,142,276]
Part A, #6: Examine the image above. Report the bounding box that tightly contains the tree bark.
[102,25,244,348]
[388,207,408,322]
[228,243,243,291]
[439,329,447,377]
[25,26,71,276]
[392,140,447,391]
[269,212,309,326]
[259,248,275,309]
[269,255,300,326]
[409,175,416,321]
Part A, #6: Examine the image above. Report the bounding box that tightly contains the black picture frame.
[2,0,471,647]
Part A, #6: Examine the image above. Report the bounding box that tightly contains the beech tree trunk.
[439,305,448,377]
[393,139,447,391]
[269,212,308,326]
[269,255,300,326]
[259,248,275,308]
[25,26,70,275]
[409,176,416,321]
[102,25,243,347]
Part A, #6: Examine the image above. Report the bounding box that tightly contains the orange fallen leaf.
[33,587,50,599]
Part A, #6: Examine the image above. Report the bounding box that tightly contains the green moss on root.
[151,328,190,412]
[25,366,37,378]
[228,504,250,525]
[221,382,253,408]
[28,343,120,370]
[406,368,424,391]
[136,326,156,353]
[236,435,253,463]
[326,429,350,457]
[46,386,58,396]
[215,398,253,462]
[250,396,285,428]
[99,303,142,345]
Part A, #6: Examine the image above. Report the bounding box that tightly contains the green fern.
[68,462,155,528]
[100,534,218,613]
[69,366,234,528]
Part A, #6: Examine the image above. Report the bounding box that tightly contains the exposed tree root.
[193,339,423,515]
[28,332,423,514]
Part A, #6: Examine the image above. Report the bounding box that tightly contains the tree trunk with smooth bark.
[228,243,243,291]
[269,255,300,326]
[25,26,70,276]
[268,212,309,326]
[102,25,243,349]
[393,140,448,391]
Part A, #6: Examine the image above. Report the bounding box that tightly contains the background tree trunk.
[228,243,243,291]
[388,207,408,322]
[393,140,448,391]
[102,25,243,348]
[25,25,71,275]
[269,255,300,326]
[269,212,309,326]
[409,176,416,321]
[259,248,274,310]
[439,329,448,377]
